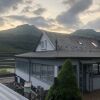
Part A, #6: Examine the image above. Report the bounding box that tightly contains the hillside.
[0,25,100,54]
[0,24,42,53]
[72,29,100,39]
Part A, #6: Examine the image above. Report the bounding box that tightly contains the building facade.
[15,32,100,92]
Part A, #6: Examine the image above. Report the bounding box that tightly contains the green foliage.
[45,60,82,100]
[0,69,9,75]
[0,68,14,75]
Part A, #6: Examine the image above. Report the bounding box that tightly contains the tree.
[45,60,82,100]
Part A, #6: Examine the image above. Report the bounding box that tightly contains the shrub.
[45,60,82,100]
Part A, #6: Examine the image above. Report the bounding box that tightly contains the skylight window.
[79,41,82,45]
[91,42,98,47]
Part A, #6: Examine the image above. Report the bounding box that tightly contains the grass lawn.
[0,68,14,75]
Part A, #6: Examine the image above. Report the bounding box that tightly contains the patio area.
[83,90,100,100]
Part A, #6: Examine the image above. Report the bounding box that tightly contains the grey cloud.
[57,0,93,28]
[0,0,22,13]
[22,6,33,13]
[84,18,100,30]
[12,5,18,10]
[34,8,46,15]
[7,15,52,28]
[21,4,46,15]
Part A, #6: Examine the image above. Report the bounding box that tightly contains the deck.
[0,83,28,100]
[83,90,100,100]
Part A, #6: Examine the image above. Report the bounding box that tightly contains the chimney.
[55,39,58,51]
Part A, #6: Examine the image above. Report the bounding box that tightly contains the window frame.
[40,40,47,50]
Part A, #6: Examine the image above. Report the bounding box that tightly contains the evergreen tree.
[45,60,82,100]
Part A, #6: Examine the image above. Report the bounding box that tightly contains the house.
[15,31,100,92]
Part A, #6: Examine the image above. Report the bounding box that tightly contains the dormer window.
[79,41,82,45]
[41,41,44,49]
[41,40,47,50]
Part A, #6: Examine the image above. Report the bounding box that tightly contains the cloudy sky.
[0,0,100,33]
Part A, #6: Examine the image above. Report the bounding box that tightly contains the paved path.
[83,90,100,100]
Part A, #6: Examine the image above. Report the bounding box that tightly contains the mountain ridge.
[72,29,100,39]
[0,24,42,53]
[0,24,100,53]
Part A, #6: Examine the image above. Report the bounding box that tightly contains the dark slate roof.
[16,50,100,58]
[45,31,100,52]
[16,31,100,58]
[45,31,67,46]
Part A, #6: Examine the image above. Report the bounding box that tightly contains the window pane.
[41,41,44,48]
[32,64,36,76]
[41,65,47,81]
[35,64,41,78]
[45,40,47,49]
[93,64,98,74]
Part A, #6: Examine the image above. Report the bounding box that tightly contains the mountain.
[0,24,100,54]
[0,24,42,53]
[72,29,100,39]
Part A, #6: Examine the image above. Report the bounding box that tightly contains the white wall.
[36,33,55,51]
[16,69,29,82]
[31,76,51,90]
[16,68,51,90]
[15,58,81,90]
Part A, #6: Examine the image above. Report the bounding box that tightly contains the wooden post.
[54,65,58,85]
[29,59,31,82]
[54,65,58,78]
[82,63,84,94]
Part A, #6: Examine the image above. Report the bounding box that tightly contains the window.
[45,40,47,48]
[92,64,100,75]
[91,42,98,47]
[41,40,47,50]
[35,65,41,78]
[47,66,54,75]
[31,63,54,84]
[93,64,98,74]
[79,41,82,45]
[47,66,54,82]
[32,64,36,76]
[41,65,48,81]
[41,41,44,49]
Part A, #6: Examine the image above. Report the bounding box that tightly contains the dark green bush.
[45,60,82,100]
